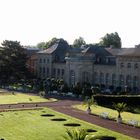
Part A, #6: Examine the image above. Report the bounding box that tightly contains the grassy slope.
[74,104,140,126]
[0,108,135,140]
[0,93,56,104]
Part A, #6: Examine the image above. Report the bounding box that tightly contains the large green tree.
[36,42,46,50]
[72,37,86,48]
[99,32,122,48]
[45,37,59,48]
[0,40,29,83]
[36,38,59,50]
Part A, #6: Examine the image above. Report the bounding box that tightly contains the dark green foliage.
[113,102,127,118]
[45,37,59,48]
[72,37,86,48]
[125,106,140,114]
[63,128,88,140]
[73,83,82,96]
[0,40,29,83]
[94,95,140,106]
[99,32,121,48]
[36,42,46,49]
[36,38,58,50]
[83,96,97,111]
[36,38,68,50]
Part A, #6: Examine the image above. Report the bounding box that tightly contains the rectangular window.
[43,59,46,63]
[62,69,65,76]
[43,67,45,73]
[39,67,42,73]
[57,69,60,76]
[47,59,49,63]
[120,63,124,68]
[53,68,56,76]
[39,58,42,63]
[47,68,49,75]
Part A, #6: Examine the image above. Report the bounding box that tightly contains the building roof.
[25,48,40,57]
[82,45,111,56]
[105,48,126,56]
[38,39,70,54]
[117,48,140,57]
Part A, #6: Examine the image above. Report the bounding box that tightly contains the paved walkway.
[0,99,140,139]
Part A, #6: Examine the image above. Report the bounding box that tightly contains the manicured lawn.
[0,108,135,140]
[74,104,140,126]
[0,92,56,104]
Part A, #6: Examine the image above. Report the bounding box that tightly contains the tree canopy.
[0,40,29,83]
[36,38,59,50]
[72,37,86,48]
[36,42,46,50]
[99,32,122,48]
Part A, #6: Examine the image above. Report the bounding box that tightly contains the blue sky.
[0,0,140,47]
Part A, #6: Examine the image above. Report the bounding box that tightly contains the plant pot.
[117,117,122,123]
[87,108,91,114]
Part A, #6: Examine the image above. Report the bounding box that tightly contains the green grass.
[0,108,135,140]
[0,93,56,104]
[74,104,140,126]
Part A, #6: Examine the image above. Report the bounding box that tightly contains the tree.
[0,40,29,83]
[36,42,46,50]
[46,37,59,48]
[73,37,86,48]
[113,102,127,123]
[83,96,97,114]
[99,32,122,48]
[72,82,82,97]
[36,38,59,50]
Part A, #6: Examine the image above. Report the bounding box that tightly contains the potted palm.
[113,102,127,123]
[83,96,97,114]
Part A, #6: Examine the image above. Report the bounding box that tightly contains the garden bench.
[128,119,138,127]
[100,112,109,119]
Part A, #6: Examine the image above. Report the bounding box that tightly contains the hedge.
[94,95,140,106]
